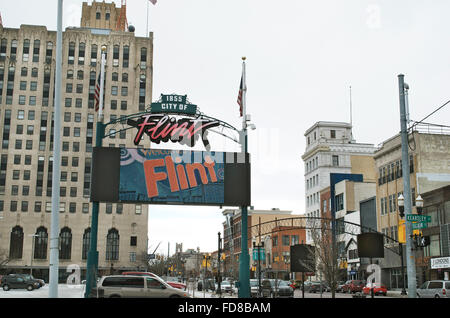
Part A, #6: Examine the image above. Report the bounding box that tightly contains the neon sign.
[127,114,220,149]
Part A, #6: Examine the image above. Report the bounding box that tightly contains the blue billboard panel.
[119,148,225,205]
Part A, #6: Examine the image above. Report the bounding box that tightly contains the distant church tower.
[81,1,127,31]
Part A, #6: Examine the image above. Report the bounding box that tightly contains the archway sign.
[90,94,251,207]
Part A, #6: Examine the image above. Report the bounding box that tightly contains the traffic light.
[413,234,430,249]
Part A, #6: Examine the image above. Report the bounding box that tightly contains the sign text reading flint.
[127,114,220,149]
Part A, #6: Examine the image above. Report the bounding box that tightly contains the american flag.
[94,73,102,112]
[237,75,243,117]
[149,0,157,5]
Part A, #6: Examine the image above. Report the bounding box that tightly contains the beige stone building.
[0,0,151,281]
[374,128,450,288]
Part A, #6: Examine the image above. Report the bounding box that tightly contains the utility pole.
[398,74,417,298]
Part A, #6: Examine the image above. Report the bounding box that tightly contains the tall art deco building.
[0,1,151,281]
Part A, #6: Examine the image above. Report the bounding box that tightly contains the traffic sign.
[412,222,428,230]
[406,215,431,223]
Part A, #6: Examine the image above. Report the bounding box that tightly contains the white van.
[417,280,450,298]
[90,275,190,298]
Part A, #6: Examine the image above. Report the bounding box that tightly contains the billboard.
[290,244,316,272]
[357,232,384,258]
[91,147,250,206]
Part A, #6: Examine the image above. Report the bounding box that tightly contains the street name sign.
[406,215,431,223]
[412,222,428,230]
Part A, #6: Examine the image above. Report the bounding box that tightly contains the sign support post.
[238,57,250,298]
[84,47,106,298]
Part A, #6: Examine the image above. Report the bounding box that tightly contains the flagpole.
[238,56,250,298]
[146,0,149,37]
[84,46,106,298]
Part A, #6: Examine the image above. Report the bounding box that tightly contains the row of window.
[306,192,320,207]
[9,226,137,261]
[0,39,50,63]
[378,155,414,186]
[272,235,300,247]
[381,226,398,244]
[380,188,415,216]
[306,174,319,190]
[0,200,142,214]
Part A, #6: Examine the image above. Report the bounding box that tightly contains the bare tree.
[302,218,350,298]
[0,248,9,273]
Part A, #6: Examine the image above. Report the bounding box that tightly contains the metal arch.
[222,216,402,256]
[101,110,242,144]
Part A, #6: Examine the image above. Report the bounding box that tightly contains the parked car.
[261,279,294,298]
[362,283,387,296]
[121,271,186,290]
[219,280,234,294]
[342,280,365,293]
[417,280,450,298]
[90,275,190,298]
[336,281,346,293]
[1,274,40,291]
[18,274,45,288]
[250,279,260,298]
[308,282,328,293]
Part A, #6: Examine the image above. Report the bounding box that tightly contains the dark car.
[308,282,328,293]
[15,274,45,288]
[342,280,365,293]
[1,274,40,291]
[261,279,294,298]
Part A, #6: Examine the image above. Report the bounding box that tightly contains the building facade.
[374,129,450,289]
[222,208,296,280]
[0,1,151,281]
[302,121,377,244]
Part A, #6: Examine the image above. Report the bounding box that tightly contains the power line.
[413,99,450,127]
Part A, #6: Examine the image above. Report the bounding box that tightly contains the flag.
[237,75,243,117]
[149,0,157,5]
[94,73,101,112]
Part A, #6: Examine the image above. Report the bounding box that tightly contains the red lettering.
[143,159,167,198]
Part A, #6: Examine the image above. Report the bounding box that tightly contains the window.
[282,235,290,246]
[135,205,142,215]
[33,39,40,62]
[9,226,24,259]
[106,228,120,260]
[34,227,48,259]
[22,39,30,62]
[65,98,72,107]
[111,86,118,96]
[82,203,89,214]
[130,236,137,246]
[106,203,113,214]
[59,227,72,260]
[96,12,101,19]
[272,236,278,247]
[330,130,336,138]
[335,193,344,211]
[35,201,42,212]
[68,42,75,64]
[75,98,82,108]
[332,155,339,167]
[82,228,91,259]
[116,203,123,214]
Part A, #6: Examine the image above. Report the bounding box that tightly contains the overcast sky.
[2,0,450,255]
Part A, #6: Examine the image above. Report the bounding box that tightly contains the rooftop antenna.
[349,85,355,142]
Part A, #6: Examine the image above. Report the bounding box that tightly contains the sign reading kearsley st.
[406,215,431,223]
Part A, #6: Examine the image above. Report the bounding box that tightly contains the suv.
[417,280,450,298]
[90,275,190,298]
[342,280,365,293]
[261,279,294,298]
[1,274,40,291]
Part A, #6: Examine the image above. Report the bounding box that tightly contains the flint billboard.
[90,147,250,206]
